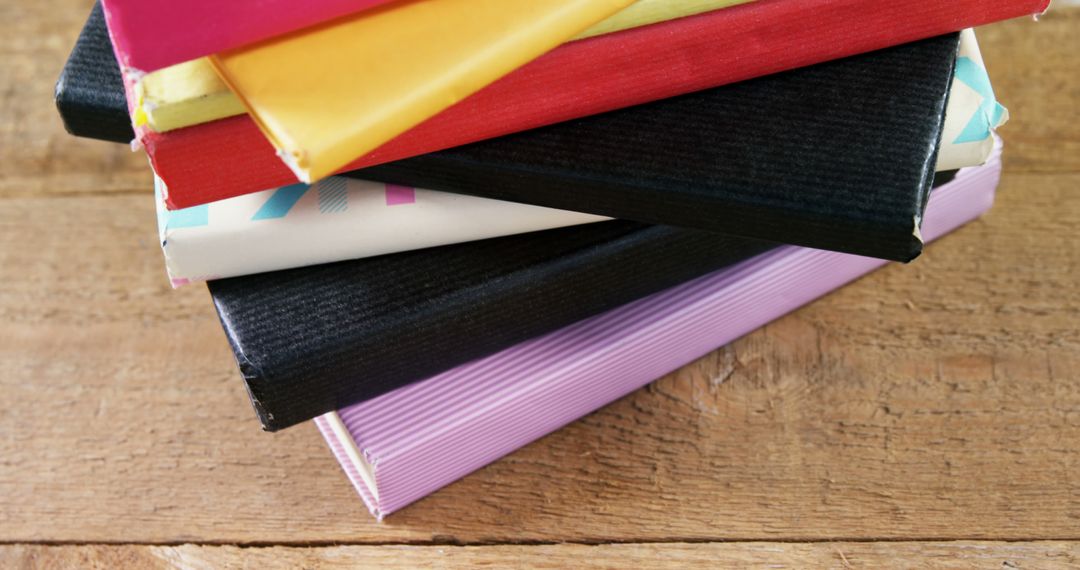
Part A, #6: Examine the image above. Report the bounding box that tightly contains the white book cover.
[156,177,607,286]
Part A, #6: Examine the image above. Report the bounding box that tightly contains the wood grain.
[0,0,148,198]
[0,0,1078,566]
[2,173,1078,544]
[977,8,1080,174]
[3,542,1080,569]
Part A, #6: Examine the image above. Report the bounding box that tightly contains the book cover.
[55,0,1048,208]
[316,144,1003,519]
[100,0,702,76]
[133,0,751,134]
[99,0,399,74]
[356,34,960,262]
[157,176,606,286]
[208,0,636,183]
[938,30,1010,171]
[209,223,775,432]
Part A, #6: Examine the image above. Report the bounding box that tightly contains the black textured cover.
[211,168,957,432]
[54,2,133,144]
[209,222,775,431]
[356,34,960,262]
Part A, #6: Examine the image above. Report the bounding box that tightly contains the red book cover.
[150,0,1049,210]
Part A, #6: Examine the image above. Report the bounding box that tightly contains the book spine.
[152,0,1047,209]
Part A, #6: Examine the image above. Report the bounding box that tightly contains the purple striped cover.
[315,145,1003,519]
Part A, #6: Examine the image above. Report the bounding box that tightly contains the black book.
[54,2,134,144]
[354,34,960,262]
[213,169,957,432]
[210,222,775,431]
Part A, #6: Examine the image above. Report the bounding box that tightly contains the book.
[55,0,1048,208]
[133,0,752,133]
[316,143,1003,519]
[55,2,133,144]
[156,176,606,285]
[208,0,636,183]
[356,34,961,262]
[209,223,775,432]
[209,171,960,431]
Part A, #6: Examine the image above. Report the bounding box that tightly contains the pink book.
[100,0,398,73]
[316,145,1003,519]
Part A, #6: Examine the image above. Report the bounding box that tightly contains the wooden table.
[2,2,1078,567]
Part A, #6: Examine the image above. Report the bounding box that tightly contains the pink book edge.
[315,143,1004,519]
[100,0,397,74]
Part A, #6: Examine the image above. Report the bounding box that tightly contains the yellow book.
[137,0,750,133]
[209,0,638,183]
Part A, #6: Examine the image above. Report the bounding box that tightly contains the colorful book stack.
[56,0,1047,519]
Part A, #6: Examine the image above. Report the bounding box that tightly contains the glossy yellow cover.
[209,0,636,183]
[138,0,749,133]
[577,0,747,39]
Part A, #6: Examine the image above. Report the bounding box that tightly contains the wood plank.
[1,169,1079,544]
[978,8,1080,174]
[0,0,148,199]
[3,542,1079,569]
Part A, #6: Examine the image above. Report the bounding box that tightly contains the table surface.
[2,1,1079,568]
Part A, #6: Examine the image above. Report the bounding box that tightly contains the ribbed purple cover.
[316,147,1003,519]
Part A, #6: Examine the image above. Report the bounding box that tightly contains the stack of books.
[56,0,1047,519]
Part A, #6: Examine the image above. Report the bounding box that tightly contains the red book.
[151,0,1049,209]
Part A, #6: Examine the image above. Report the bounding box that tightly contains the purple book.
[316,144,1003,519]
